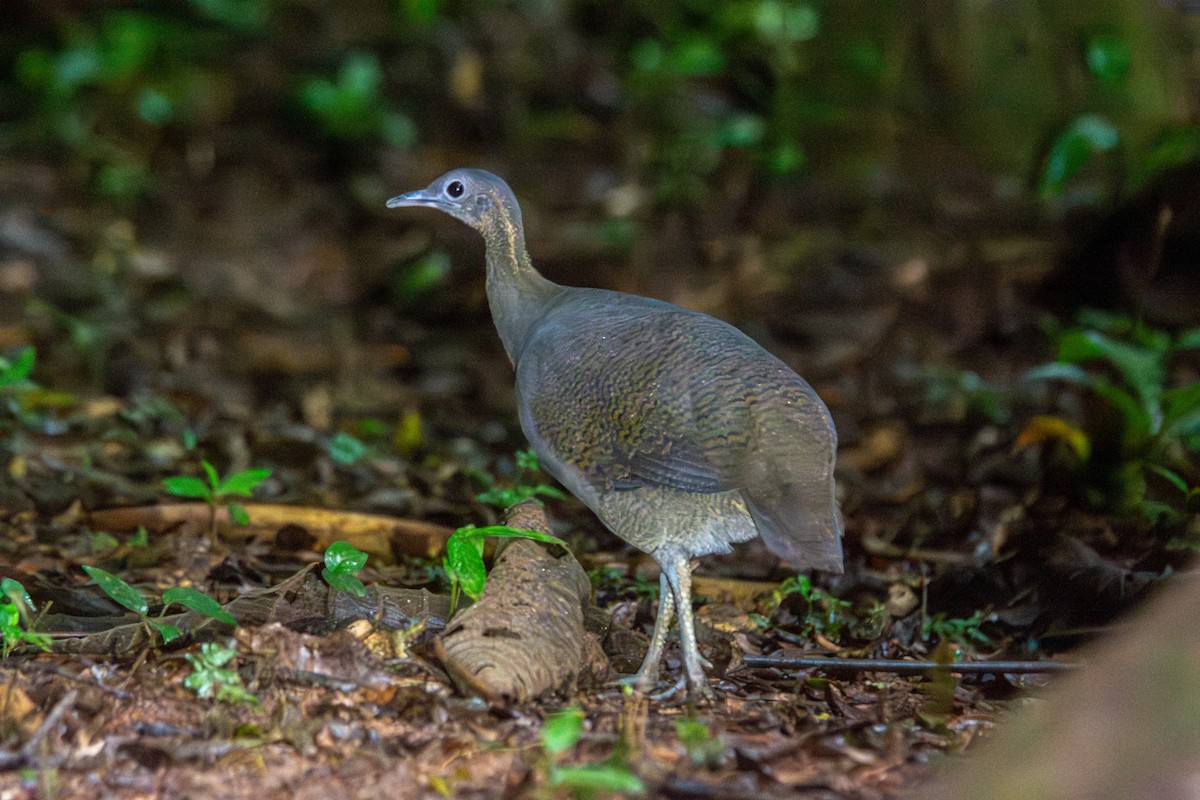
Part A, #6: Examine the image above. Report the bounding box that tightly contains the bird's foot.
[613,673,716,704]
[613,667,659,694]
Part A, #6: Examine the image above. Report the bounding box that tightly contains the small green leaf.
[444,525,569,602]
[163,587,237,625]
[83,565,148,616]
[1038,114,1120,200]
[1146,464,1190,494]
[216,467,271,498]
[328,432,368,465]
[1061,330,1164,408]
[0,346,35,388]
[1086,33,1131,86]
[129,526,149,548]
[324,541,368,574]
[227,502,250,526]
[151,621,184,644]
[202,460,221,491]
[194,641,238,668]
[322,570,367,597]
[515,449,540,471]
[181,429,198,450]
[542,707,584,755]
[667,34,724,76]
[162,475,212,501]
[1024,362,1096,388]
[445,532,487,601]
[393,251,451,304]
[90,531,120,553]
[552,764,644,793]
[1176,327,1200,351]
[1163,383,1200,434]
[1,578,34,609]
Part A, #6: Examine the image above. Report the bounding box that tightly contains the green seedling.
[1024,311,1200,523]
[443,525,568,615]
[83,565,182,644]
[89,530,121,554]
[540,707,644,798]
[129,525,149,549]
[183,641,258,705]
[322,541,368,597]
[296,49,416,148]
[162,586,237,626]
[0,347,35,391]
[328,431,369,465]
[1038,114,1120,201]
[475,449,568,509]
[0,578,52,657]
[0,346,65,429]
[82,566,237,645]
[769,574,854,642]
[674,717,724,769]
[922,610,993,649]
[162,459,271,535]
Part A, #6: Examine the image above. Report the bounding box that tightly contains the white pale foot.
[660,554,717,701]
[629,573,673,691]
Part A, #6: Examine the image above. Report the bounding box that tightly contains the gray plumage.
[388,168,842,698]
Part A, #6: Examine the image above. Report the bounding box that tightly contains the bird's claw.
[613,672,717,704]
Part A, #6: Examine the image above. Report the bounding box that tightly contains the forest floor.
[0,135,1195,799]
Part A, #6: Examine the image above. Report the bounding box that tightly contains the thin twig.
[21,688,79,762]
[741,656,1078,675]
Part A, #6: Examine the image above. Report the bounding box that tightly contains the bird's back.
[512,287,842,572]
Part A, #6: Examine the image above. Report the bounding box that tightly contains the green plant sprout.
[673,717,724,769]
[1038,114,1120,201]
[162,459,272,535]
[296,49,416,148]
[1024,311,1200,523]
[0,346,51,429]
[83,565,182,644]
[475,449,568,509]
[161,586,237,626]
[82,566,236,646]
[328,431,369,465]
[540,707,644,798]
[322,541,368,597]
[0,346,35,391]
[0,578,53,657]
[922,610,994,649]
[443,525,568,614]
[587,566,661,603]
[183,642,259,705]
[769,574,855,642]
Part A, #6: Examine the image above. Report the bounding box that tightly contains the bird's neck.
[481,218,562,364]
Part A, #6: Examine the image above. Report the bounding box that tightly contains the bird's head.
[386,168,520,236]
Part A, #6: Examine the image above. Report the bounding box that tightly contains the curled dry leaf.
[436,503,609,703]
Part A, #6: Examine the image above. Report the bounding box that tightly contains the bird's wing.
[516,291,843,569]
[515,292,809,496]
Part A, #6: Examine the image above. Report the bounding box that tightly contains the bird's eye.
[446,180,465,199]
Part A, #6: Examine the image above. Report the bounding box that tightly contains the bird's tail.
[745,485,844,573]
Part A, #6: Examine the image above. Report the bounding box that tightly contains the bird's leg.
[630,573,674,691]
[660,554,715,700]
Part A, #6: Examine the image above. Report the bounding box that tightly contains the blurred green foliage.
[1024,311,1200,525]
[2,0,1198,210]
[296,50,416,148]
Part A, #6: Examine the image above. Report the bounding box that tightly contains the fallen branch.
[742,655,1078,675]
[87,503,453,563]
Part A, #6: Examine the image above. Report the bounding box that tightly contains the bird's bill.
[385,189,443,209]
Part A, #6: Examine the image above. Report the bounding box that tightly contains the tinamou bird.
[388,169,843,698]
